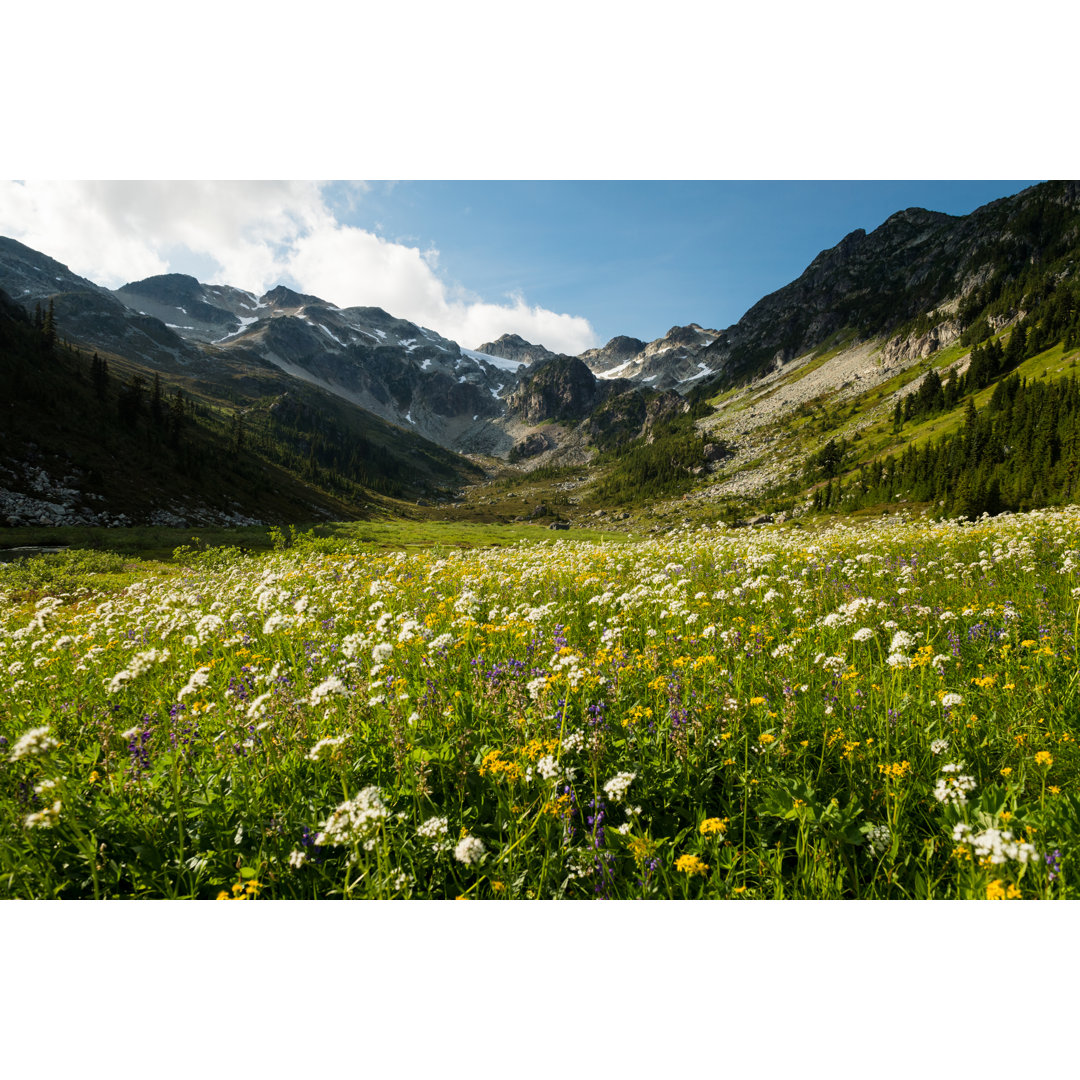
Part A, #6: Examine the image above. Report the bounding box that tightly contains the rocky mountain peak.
[119,272,203,304]
[475,333,558,366]
[260,285,330,311]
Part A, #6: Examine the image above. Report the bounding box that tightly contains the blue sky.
[324,180,1037,346]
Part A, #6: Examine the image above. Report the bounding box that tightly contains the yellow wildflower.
[699,817,729,837]
[878,760,913,780]
[675,854,708,877]
[1034,751,1054,768]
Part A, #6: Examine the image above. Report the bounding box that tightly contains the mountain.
[4,179,1080,528]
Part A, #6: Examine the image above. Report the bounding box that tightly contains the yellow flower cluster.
[878,760,913,780]
[675,854,708,876]
[699,817,729,837]
[985,879,1022,900]
[479,749,522,782]
[217,879,262,900]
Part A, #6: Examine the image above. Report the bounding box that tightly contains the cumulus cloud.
[0,180,597,353]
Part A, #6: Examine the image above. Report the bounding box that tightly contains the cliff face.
[704,181,1080,382]
[506,355,602,423]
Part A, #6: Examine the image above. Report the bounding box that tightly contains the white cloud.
[0,180,597,353]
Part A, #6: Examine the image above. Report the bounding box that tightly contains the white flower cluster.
[940,692,964,709]
[261,612,293,635]
[315,786,388,850]
[24,799,62,829]
[309,675,348,706]
[930,738,949,755]
[417,816,453,853]
[603,771,636,803]
[9,725,59,761]
[561,729,584,753]
[550,649,586,689]
[866,823,892,856]
[852,627,874,642]
[371,642,394,664]
[307,734,349,761]
[106,648,170,694]
[952,823,1038,865]
[194,613,225,641]
[526,676,548,701]
[246,690,274,720]
[177,665,211,701]
[565,848,595,880]
[453,835,487,867]
[933,762,977,805]
[536,754,560,780]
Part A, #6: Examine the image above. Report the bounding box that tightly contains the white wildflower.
[307,735,349,761]
[934,763,977,805]
[866,823,891,856]
[309,675,348,706]
[603,771,636,803]
[177,665,211,700]
[24,799,62,829]
[261,612,292,635]
[536,754,560,780]
[246,691,274,720]
[417,816,453,853]
[315,786,388,850]
[9,726,59,761]
[561,729,584,753]
[454,835,487,867]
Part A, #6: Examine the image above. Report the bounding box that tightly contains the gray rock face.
[0,237,108,303]
[511,432,549,460]
[506,356,600,423]
[475,333,558,366]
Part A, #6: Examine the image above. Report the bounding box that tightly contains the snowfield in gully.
[2,508,1079,899]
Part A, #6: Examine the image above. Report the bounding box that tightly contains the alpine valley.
[3,179,1080,533]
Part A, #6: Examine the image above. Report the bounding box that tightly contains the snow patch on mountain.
[460,347,525,373]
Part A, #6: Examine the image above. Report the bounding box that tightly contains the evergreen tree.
[150,373,164,428]
[41,299,56,358]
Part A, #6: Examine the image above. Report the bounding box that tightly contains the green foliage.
[0,548,129,595]
[593,417,709,505]
[822,372,1080,518]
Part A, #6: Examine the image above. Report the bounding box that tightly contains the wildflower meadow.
[3,508,1079,899]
